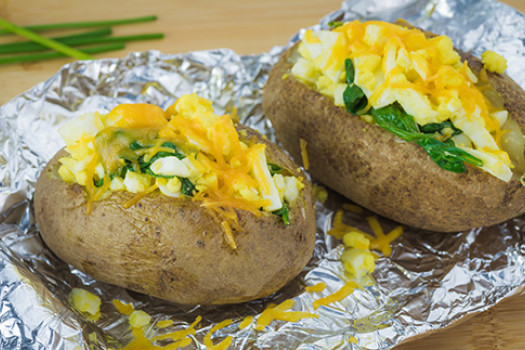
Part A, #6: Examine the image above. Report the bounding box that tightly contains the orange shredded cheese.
[152,315,201,343]
[328,209,367,239]
[220,220,237,250]
[312,281,357,310]
[299,138,309,170]
[238,315,254,330]
[305,282,327,293]
[122,183,159,209]
[203,319,234,350]
[155,320,174,329]
[365,216,403,257]
[112,299,134,316]
[255,299,318,331]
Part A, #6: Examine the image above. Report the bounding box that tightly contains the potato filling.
[291,20,524,182]
[57,94,304,227]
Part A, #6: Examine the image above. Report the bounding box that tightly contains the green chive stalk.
[0,18,94,60]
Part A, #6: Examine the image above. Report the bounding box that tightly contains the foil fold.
[0,0,524,349]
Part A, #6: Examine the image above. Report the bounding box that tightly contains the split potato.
[263,20,525,232]
[34,96,316,305]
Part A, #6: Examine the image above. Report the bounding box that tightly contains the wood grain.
[0,0,524,349]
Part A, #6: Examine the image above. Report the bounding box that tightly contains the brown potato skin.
[262,42,525,232]
[34,125,316,305]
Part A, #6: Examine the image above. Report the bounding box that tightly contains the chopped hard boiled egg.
[56,94,304,233]
[129,310,152,328]
[68,288,101,321]
[481,50,507,74]
[150,156,190,177]
[291,21,515,182]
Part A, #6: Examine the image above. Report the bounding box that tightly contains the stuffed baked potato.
[263,20,525,232]
[34,94,316,305]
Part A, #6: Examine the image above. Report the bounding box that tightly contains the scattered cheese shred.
[122,183,159,209]
[203,319,234,350]
[299,138,309,170]
[220,220,237,250]
[122,314,201,350]
[365,216,403,257]
[155,320,174,329]
[312,281,358,310]
[238,315,254,330]
[255,299,318,331]
[328,209,367,239]
[305,282,327,293]
[152,315,201,343]
[112,299,134,316]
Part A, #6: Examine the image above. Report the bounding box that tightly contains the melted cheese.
[292,20,515,181]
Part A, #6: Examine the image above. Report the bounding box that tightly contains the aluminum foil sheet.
[1,0,524,349]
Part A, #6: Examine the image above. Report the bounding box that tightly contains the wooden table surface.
[1,0,524,349]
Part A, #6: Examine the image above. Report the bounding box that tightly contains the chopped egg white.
[252,149,282,211]
[291,21,515,182]
[123,172,152,193]
[150,156,191,177]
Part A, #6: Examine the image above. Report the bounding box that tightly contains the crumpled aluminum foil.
[1,0,524,349]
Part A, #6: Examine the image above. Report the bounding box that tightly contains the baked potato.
[263,20,525,232]
[34,94,316,305]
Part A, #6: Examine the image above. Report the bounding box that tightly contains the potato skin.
[34,126,316,305]
[262,42,525,232]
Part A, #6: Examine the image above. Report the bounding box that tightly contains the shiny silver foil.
[1,0,524,349]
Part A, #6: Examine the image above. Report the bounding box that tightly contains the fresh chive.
[328,21,343,29]
[0,33,163,54]
[0,43,125,65]
[0,15,158,35]
[0,27,112,54]
[0,18,94,60]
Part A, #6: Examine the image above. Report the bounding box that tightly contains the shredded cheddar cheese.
[57,94,305,248]
[312,281,357,310]
[121,310,201,350]
[365,216,403,257]
[203,319,234,350]
[255,299,318,331]
[238,315,254,330]
[292,20,517,182]
[299,138,309,170]
[305,282,327,293]
[112,299,134,316]
[155,320,174,329]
